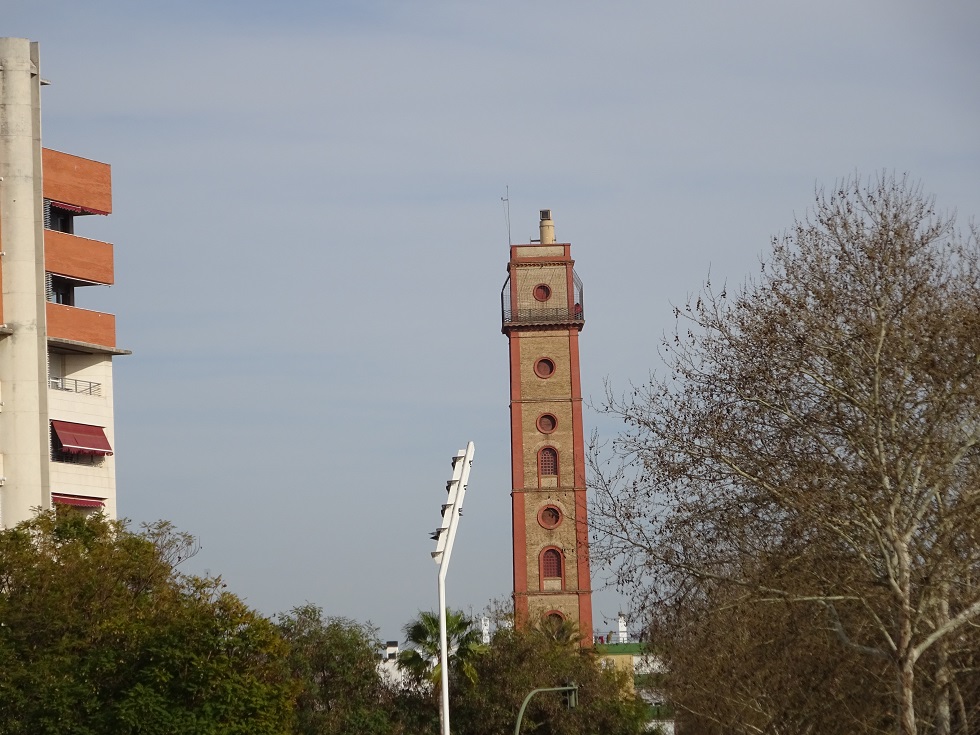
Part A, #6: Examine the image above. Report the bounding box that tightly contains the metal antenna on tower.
[501,185,512,245]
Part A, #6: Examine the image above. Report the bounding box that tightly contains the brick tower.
[501,210,592,641]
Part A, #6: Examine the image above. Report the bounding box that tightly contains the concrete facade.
[0,38,127,526]
[502,210,592,641]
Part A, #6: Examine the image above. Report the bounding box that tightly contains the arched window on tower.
[542,548,562,579]
[540,547,564,591]
[541,549,561,577]
[539,447,558,478]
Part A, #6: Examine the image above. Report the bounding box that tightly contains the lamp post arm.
[513,685,579,735]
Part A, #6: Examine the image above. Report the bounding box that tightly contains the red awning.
[48,200,110,216]
[49,200,83,213]
[52,493,105,508]
[51,420,113,456]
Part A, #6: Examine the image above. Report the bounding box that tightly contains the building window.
[534,358,555,378]
[44,200,75,234]
[539,447,558,477]
[51,445,105,466]
[48,276,75,306]
[542,548,562,578]
[540,547,565,591]
[538,505,562,529]
[536,413,557,434]
[49,208,74,234]
[533,284,552,302]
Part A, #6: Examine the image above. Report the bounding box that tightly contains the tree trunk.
[935,596,951,735]
[951,678,968,735]
[899,653,917,735]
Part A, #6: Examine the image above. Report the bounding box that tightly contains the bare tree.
[590,174,980,735]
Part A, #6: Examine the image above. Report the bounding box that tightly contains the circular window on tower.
[534,358,555,378]
[536,413,558,434]
[538,504,563,529]
[533,284,552,302]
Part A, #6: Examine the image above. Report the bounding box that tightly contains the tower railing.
[501,305,585,326]
[500,272,585,329]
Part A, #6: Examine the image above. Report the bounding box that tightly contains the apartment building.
[0,37,127,527]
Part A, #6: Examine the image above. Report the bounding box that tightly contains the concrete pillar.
[0,37,51,526]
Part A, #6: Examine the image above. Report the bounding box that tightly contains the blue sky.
[5,0,979,640]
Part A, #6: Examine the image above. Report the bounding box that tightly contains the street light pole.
[513,684,579,735]
[430,441,474,735]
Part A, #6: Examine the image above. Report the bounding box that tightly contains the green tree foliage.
[591,174,980,735]
[531,614,585,647]
[397,610,486,688]
[0,510,294,735]
[276,604,393,735]
[393,610,486,735]
[450,628,648,735]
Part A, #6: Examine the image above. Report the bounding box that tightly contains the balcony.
[44,230,114,285]
[502,305,585,327]
[46,302,117,351]
[41,149,112,215]
[501,271,585,331]
[49,376,102,396]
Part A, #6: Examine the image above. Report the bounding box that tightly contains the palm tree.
[531,615,585,648]
[397,609,486,687]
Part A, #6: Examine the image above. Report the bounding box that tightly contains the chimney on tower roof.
[539,209,555,245]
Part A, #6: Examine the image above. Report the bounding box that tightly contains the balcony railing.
[51,448,105,466]
[44,229,115,286]
[501,306,585,327]
[501,270,585,329]
[49,376,102,396]
[46,302,117,349]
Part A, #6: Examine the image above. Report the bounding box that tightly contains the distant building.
[595,640,674,735]
[377,640,407,687]
[0,37,128,526]
[501,210,592,640]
